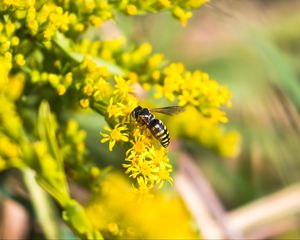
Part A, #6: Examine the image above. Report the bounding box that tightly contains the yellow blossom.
[83,84,94,96]
[14,53,26,66]
[148,53,164,70]
[178,89,199,106]
[90,166,101,178]
[188,0,209,8]
[156,167,173,188]
[135,177,153,200]
[11,36,20,46]
[100,124,129,151]
[159,0,172,8]
[113,75,136,99]
[106,98,124,119]
[116,96,138,122]
[173,7,193,26]
[93,78,111,100]
[128,136,148,155]
[107,223,119,236]
[7,73,25,100]
[79,98,90,108]
[64,72,73,85]
[126,4,138,16]
[128,72,138,82]
[90,16,103,27]
[57,84,66,95]
[152,70,161,81]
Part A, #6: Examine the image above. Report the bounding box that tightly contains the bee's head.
[131,105,143,120]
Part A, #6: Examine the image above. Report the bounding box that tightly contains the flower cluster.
[168,106,240,157]
[86,173,198,239]
[98,75,173,197]
[124,126,173,195]
[73,57,112,108]
[109,0,208,26]
[155,63,232,123]
[0,58,24,170]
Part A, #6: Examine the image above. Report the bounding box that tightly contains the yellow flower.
[128,135,148,155]
[107,222,120,236]
[0,135,20,159]
[14,53,26,66]
[126,4,138,16]
[187,0,209,8]
[113,75,136,99]
[7,73,25,101]
[0,57,10,90]
[159,0,172,8]
[83,84,94,96]
[173,7,193,26]
[106,97,124,119]
[131,158,159,179]
[218,131,241,157]
[135,176,153,200]
[152,70,161,81]
[93,78,112,100]
[90,166,101,179]
[154,84,175,102]
[100,124,129,151]
[90,16,103,27]
[147,53,164,70]
[123,127,173,191]
[79,98,90,108]
[86,173,198,238]
[156,166,173,188]
[116,95,138,122]
[178,89,199,106]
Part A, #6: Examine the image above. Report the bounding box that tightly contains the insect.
[131,106,184,148]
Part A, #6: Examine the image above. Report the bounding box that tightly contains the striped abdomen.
[148,119,170,148]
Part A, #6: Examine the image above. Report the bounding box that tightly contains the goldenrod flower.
[159,0,172,8]
[128,136,148,155]
[173,7,193,26]
[178,89,199,106]
[106,97,124,119]
[113,75,136,99]
[135,176,153,200]
[14,53,26,66]
[79,98,90,108]
[126,4,138,16]
[156,167,173,188]
[100,124,129,151]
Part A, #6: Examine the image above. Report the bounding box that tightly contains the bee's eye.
[132,106,142,119]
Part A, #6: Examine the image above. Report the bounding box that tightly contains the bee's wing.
[150,106,185,116]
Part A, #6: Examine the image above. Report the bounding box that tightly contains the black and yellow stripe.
[149,119,170,148]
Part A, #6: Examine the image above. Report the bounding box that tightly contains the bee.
[131,106,184,148]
